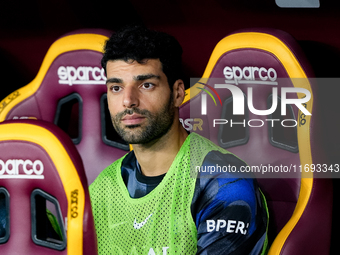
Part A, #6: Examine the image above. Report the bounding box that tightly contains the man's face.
[105,59,176,144]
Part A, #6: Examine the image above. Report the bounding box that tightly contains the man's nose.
[123,86,139,108]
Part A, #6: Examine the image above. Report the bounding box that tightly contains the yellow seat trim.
[0,122,85,255]
[182,32,314,254]
[0,33,108,121]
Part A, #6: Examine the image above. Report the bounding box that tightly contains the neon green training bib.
[90,133,232,255]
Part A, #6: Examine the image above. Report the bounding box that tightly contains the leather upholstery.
[179,28,333,255]
[0,29,129,185]
[0,119,97,254]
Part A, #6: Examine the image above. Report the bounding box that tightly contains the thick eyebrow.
[106,77,123,85]
[134,74,161,81]
[106,74,161,85]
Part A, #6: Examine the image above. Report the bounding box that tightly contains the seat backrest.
[179,28,333,254]
[0,29,129,184]
[0,119,97,254]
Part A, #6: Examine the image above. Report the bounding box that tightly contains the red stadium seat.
[0,27,334,254]
[0,119,97,254]
[179,28,333,254]
[0,29,129,185]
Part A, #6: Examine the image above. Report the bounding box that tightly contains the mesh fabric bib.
[90,133,231,255]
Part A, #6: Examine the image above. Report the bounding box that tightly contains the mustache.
[115,107,151,120]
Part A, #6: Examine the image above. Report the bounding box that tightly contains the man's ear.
[172,79,185,107]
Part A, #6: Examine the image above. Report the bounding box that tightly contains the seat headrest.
[0,31,109,122]
[180,28,315,173]
[0,29,130,184]
[0,119,96,254]
[202,28,314,79]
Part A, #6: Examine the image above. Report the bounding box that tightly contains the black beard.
[111,94,175,144]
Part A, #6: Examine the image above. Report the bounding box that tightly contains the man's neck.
[132,121,188,177]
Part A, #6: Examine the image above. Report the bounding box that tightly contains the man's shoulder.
[189,133,245,163]
[89,152,131,191]
[189,133,250,179]
[194,150,257,202]
[189,132,226,152]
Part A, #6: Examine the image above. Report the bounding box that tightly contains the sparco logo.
[223,66,278,85]
[70,189,79,218]
[58,66,107,86]
[0,159,44,179]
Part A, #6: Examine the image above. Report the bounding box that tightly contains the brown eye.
[141,83,154,89]
[111,85,122,92]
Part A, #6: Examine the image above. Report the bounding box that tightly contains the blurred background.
[1,0,340,97]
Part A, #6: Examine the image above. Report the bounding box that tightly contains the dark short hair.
[101,25,183,89]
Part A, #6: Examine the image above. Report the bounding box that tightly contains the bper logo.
[0,159,44,179]
[206,219,249,235]
[58,66,107,86]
